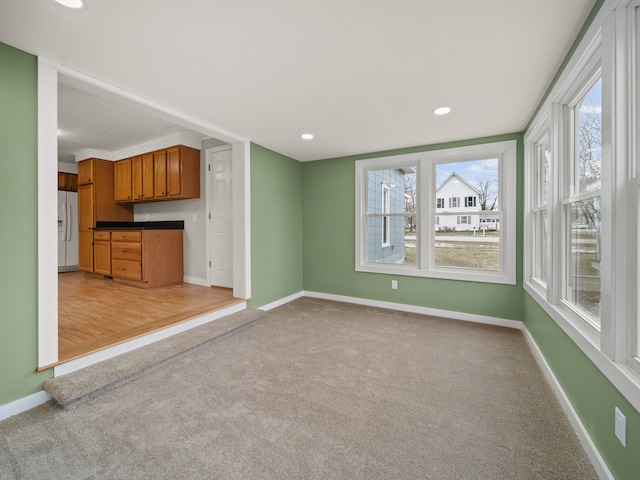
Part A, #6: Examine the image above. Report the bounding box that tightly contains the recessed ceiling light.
[301,133,314,140]
[54,0,85,9]
[433,107,452,116]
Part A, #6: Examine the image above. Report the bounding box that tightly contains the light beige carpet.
[0,297,597,479]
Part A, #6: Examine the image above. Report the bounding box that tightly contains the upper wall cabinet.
[114,145,200,203]
[58,172,78,192]
[77,159,94,185]
[114,159,132,202]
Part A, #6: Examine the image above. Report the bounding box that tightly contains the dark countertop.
[94,221,185,231]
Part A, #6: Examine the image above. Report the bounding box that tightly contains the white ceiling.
[0,0,596,162]
[57,78,212,163]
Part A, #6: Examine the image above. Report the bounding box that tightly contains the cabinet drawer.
[111,231,142,242]
[112,259,142,281]
[93,231,111,241]
[111,242,142,261]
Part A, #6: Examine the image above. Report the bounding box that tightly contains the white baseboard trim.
[303,290,522,329]
[0,391,51,422]
[259,291,305,311]
[54,302,247,377]
[183,276,209,287]
[521,327,613,480]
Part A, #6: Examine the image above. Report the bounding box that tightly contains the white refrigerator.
[58,190,79,272]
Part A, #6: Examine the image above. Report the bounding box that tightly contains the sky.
[435,158,499,188]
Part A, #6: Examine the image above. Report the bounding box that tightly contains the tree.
[576,93,602,260]
[475,177,498,211]
[577,102,602,193]
[404,173,417,232]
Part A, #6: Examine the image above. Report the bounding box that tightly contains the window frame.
[525,119,551,291]
[355,140,517,285]
[381,182,391,247]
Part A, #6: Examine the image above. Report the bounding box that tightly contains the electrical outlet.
[145,214,150,221]
[192,214,197,223]
[615,407,626,447]
[391,280,398,290]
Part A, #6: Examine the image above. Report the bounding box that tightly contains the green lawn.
[403,239,500,270]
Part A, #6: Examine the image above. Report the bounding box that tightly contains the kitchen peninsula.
[93,221,184,288]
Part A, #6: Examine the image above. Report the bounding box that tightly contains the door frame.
[37,59,251,368]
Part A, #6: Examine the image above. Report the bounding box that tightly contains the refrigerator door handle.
[61,204,66,235]
[67,203,72,241]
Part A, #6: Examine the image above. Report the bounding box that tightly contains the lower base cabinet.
[95,229,183,287]
[93,231,111,275]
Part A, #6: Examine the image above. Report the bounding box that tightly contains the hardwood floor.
[57,271,244,364]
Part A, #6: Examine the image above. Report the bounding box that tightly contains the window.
[364,167,416,264]
[564,78,602,326]
[530,129,550,288]
[524,1,640,415]
[525,71,604,338]
[436,158,499,270]
[356,140,516,284]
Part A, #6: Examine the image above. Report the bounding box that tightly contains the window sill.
[524,281,640,413]
[356,263,516,285]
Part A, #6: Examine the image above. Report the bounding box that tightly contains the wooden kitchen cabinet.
[78,184,95,272]
[109,229,183,287]
[131,153,154,201]
[93,231,111,275]
[115,145,199,203]
[153,149,166,199]
[58,172,78,191]
[77,160,94,185]
[77,158,133,273]
[114,159,132,202]
[78,229,94,272]
[155,145,200,199]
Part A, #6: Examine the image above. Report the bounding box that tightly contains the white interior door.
[208,147,233,288]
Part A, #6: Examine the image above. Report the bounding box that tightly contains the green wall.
[302,133,525,321]
[524,295,639,480]
[0,42,52,406]
[248,143,304,309]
